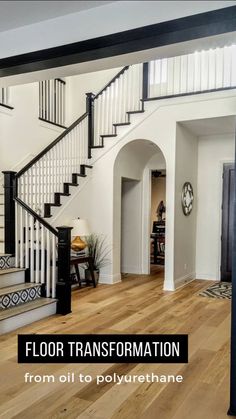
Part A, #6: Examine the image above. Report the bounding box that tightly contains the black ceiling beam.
[0,6,236,78]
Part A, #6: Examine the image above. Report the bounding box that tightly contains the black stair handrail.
[16,65,130,178]
[94,66,130,100]
[16,111,88,178]
[15,197,58,236]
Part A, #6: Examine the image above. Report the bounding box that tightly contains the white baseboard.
[163,281,175,291]
[175,272,196,289]
[196,274,219,281]
[121,266,141,274]
[99,273,121,285]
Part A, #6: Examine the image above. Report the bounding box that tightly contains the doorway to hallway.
[150,170,166,270]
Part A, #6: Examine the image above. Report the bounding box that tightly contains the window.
[39,78,66,128]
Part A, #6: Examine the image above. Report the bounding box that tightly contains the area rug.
[199,282,232,300]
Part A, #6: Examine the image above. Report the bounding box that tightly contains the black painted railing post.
[86,92,95,159]
[56,226,73,315]
[142,62,149,100]
[228,131,236,416]
[2,171,16,255]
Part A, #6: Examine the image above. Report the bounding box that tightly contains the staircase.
[0,182,57,334]
[1,45,236,334]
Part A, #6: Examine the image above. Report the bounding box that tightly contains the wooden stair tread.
[0,283,41,296]
[0,298,57,321]
[0,254,11,257]
[0,268,25,275]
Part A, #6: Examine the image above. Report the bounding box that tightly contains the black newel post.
[86,92,95,159]
[142,62,149,100]
[2,171,16,255]
[228,131,236,416]
[56,226,72,315]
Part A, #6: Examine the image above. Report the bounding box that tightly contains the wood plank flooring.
[0,268,231,419]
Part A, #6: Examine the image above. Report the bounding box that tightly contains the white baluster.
[41,225,45,284]
[138,64,143,109]
[19,206,24,269]
[193,51,201,92]
[117,76,122,123]
[187,53,195,92]
[46,229,51,297]
[200,50,208,91]
[39,82,42,119]
[126,67,132,112]
[15,202,19,268]
[35,220,39,284]
[52,234,56,298]
[223,46,232,88]
[208,49,216,90]
[30,215,34,282]
[25,211,29,270]
[231,45,236,87]
[123,70,128,122]
[167,57,174,96]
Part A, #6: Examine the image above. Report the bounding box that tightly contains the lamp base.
[71,236,87,252]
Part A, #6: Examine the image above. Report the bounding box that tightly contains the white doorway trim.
[142,167,152,275]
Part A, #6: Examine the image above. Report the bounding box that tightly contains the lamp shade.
[72,218,90,237]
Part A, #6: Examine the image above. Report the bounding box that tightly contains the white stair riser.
[0,302,57,334]
[0,195,4,205]
[0,271,25,288]
[0,229,4,241]
[0,243,4,253]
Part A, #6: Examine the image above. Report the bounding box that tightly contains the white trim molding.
[98,273,122,285]
[175,272,196,289]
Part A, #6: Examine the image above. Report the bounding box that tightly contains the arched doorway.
[113,139,169,289]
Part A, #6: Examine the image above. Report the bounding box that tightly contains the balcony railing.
[148,44,236,99]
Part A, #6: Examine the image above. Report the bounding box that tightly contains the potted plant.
[84,234,111,283]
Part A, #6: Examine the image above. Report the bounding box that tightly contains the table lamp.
[71,218,90,252]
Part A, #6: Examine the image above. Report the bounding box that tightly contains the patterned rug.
[199,282,232,300]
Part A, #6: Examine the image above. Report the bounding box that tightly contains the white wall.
[121,179,142,273]
[66,67,120,124]
[51,89,236,289]
[0,83,64,173]
[196,133,235,280]
[174,124,198,287]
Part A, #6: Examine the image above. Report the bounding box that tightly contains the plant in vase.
[84,234,111,284]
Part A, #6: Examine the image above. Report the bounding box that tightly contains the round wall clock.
[182,182,194,216]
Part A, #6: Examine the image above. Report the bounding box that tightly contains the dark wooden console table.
[70,255,96,288]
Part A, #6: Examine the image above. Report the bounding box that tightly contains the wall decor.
[182,182,194,216]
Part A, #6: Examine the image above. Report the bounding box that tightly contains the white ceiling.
[181,116,236,137]
[0,1,115,32]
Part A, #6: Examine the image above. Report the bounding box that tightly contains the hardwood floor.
[0,268,231,419]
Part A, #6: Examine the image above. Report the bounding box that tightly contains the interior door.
[221,163,235,282]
